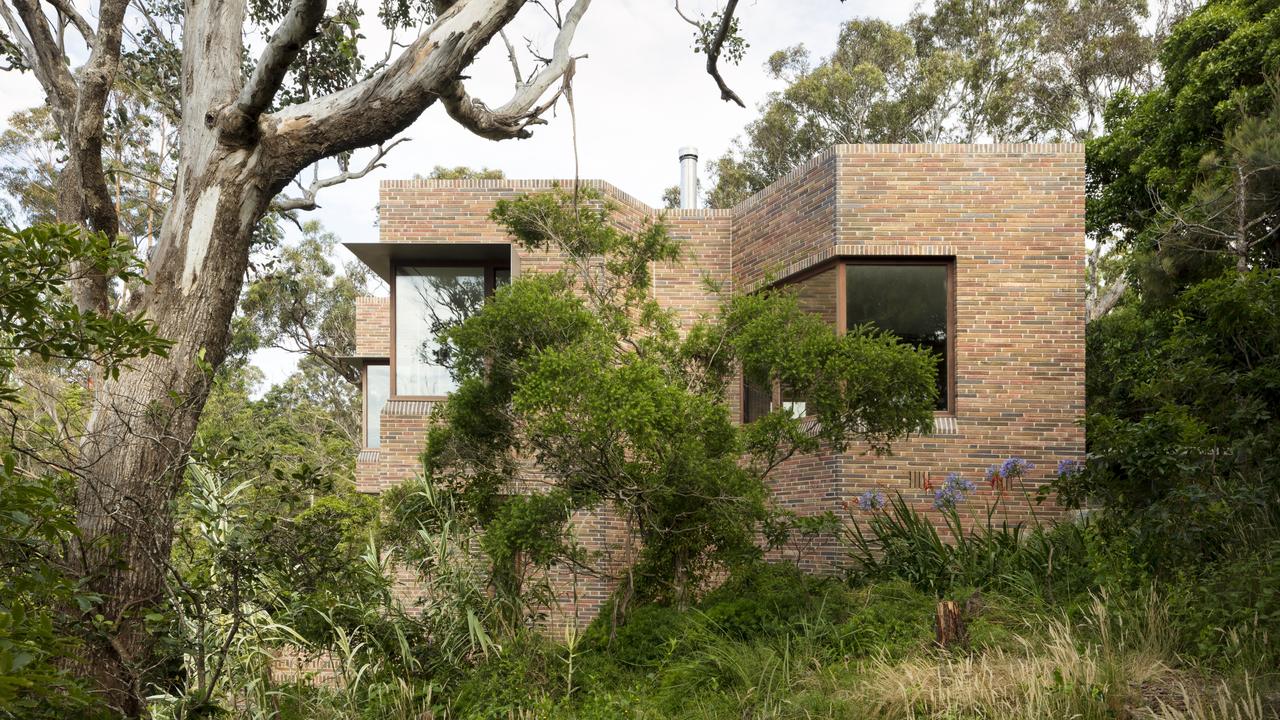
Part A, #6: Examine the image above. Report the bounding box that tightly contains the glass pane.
[845,264,948,409]
[396,266,485,396]
[494,268,511,288]
[780,384,808,419]
[365,364,389,448]
[743,376,773,423]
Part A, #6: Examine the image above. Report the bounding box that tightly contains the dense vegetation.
[2,0,1280,718]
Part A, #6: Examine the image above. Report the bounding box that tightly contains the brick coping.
[378,143,1084,219]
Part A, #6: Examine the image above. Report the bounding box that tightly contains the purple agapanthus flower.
[1057,459,1083,477]
[857,490,887,511]
[933,472,975,510]
[999,457,1034,478]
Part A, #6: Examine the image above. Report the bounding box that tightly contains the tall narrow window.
[365,363,389,448]
[845,263,950,410]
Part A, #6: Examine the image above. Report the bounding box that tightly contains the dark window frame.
[741,256,956,421]
[390,259,510,400]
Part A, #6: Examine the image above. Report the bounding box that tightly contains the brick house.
[345,143,1085,623]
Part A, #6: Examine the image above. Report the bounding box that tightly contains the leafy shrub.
[1071,270,1280,568]
[843,491,1099,601]
[450,631,562,719]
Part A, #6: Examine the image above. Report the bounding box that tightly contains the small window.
[365,363,389,448]
[743,375,773,423]
[845,263,950,410]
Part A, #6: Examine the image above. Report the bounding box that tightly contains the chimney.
[678,146,699,209]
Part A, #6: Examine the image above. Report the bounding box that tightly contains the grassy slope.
[449,563,1278,720]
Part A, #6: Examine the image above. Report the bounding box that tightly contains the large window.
[393,264,508,397]
[845,262,951,410]
[742,258,953,420]
[364,363,389,448]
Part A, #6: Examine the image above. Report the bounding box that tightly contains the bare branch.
[274,138,409,211]
[223,0,328,144]
[498,28,522,83]
[704,0,744,108]
[42,0,92,43]
[442,0,590,141]
[264,0,527,170]
[4,0,76,116]
[673,0,697,27]
[1087,276,1128,322]
[492,0,589,116]
[440,77,545,140]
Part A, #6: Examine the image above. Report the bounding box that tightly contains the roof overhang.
[342,242,512,283]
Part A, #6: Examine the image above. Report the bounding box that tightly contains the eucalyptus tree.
[0,0,759,710]
[707,0,1162,208]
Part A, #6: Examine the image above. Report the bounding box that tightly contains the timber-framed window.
[391,261,509,399]
[742,257,955,421]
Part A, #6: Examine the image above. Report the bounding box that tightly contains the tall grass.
[853,591,1269,720]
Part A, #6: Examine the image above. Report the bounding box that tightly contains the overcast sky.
[0,0,917,386]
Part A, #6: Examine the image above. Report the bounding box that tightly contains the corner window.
[845,263,950,410]
[365,363,389,448]
[741,258,954,421]
[393,264,508,397]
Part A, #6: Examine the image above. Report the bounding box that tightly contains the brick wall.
[355,143,1086,623]
[354,297,390,358]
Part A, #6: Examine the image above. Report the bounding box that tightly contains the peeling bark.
[4,0,590,710]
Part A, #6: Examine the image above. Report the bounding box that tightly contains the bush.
[1072,270,1280,569]
[842,492,1099,601]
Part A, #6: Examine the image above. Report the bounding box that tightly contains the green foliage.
[0,224,166,718]
[198,362,358,481]
[397,188,935,616]
[236,220,371,384]
[0,224,168,392]
[1068,269,1280,567]
[1088,0,1280,294]
[709,2,1157,206]
[424,166,505,180]
[0,461,97,718]
[843,493,1098,601]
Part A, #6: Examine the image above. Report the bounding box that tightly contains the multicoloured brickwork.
[351,143,1085,626]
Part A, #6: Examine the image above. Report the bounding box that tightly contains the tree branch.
[274,138,409,211]
[704,0,744,107]
[263,0,527,170]
[42,0,92,43]
[1086,276,1127,322]
[4,0,76,118]
[222,0,328,145]
[439,78,544,140]
[499,28,522,83]
[441,0,590,141]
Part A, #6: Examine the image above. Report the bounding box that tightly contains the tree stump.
[934,600,966,648]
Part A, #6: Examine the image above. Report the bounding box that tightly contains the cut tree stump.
[934,600,966,648]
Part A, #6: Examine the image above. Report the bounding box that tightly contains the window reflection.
[395,266,485,396]
[845,264,948,409]
[365,364,389,448]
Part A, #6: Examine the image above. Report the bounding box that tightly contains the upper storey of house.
[348,143,1084,466]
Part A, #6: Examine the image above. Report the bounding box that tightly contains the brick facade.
[351,143,1085,625]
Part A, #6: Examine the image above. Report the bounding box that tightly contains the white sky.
[0,0,918,387]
